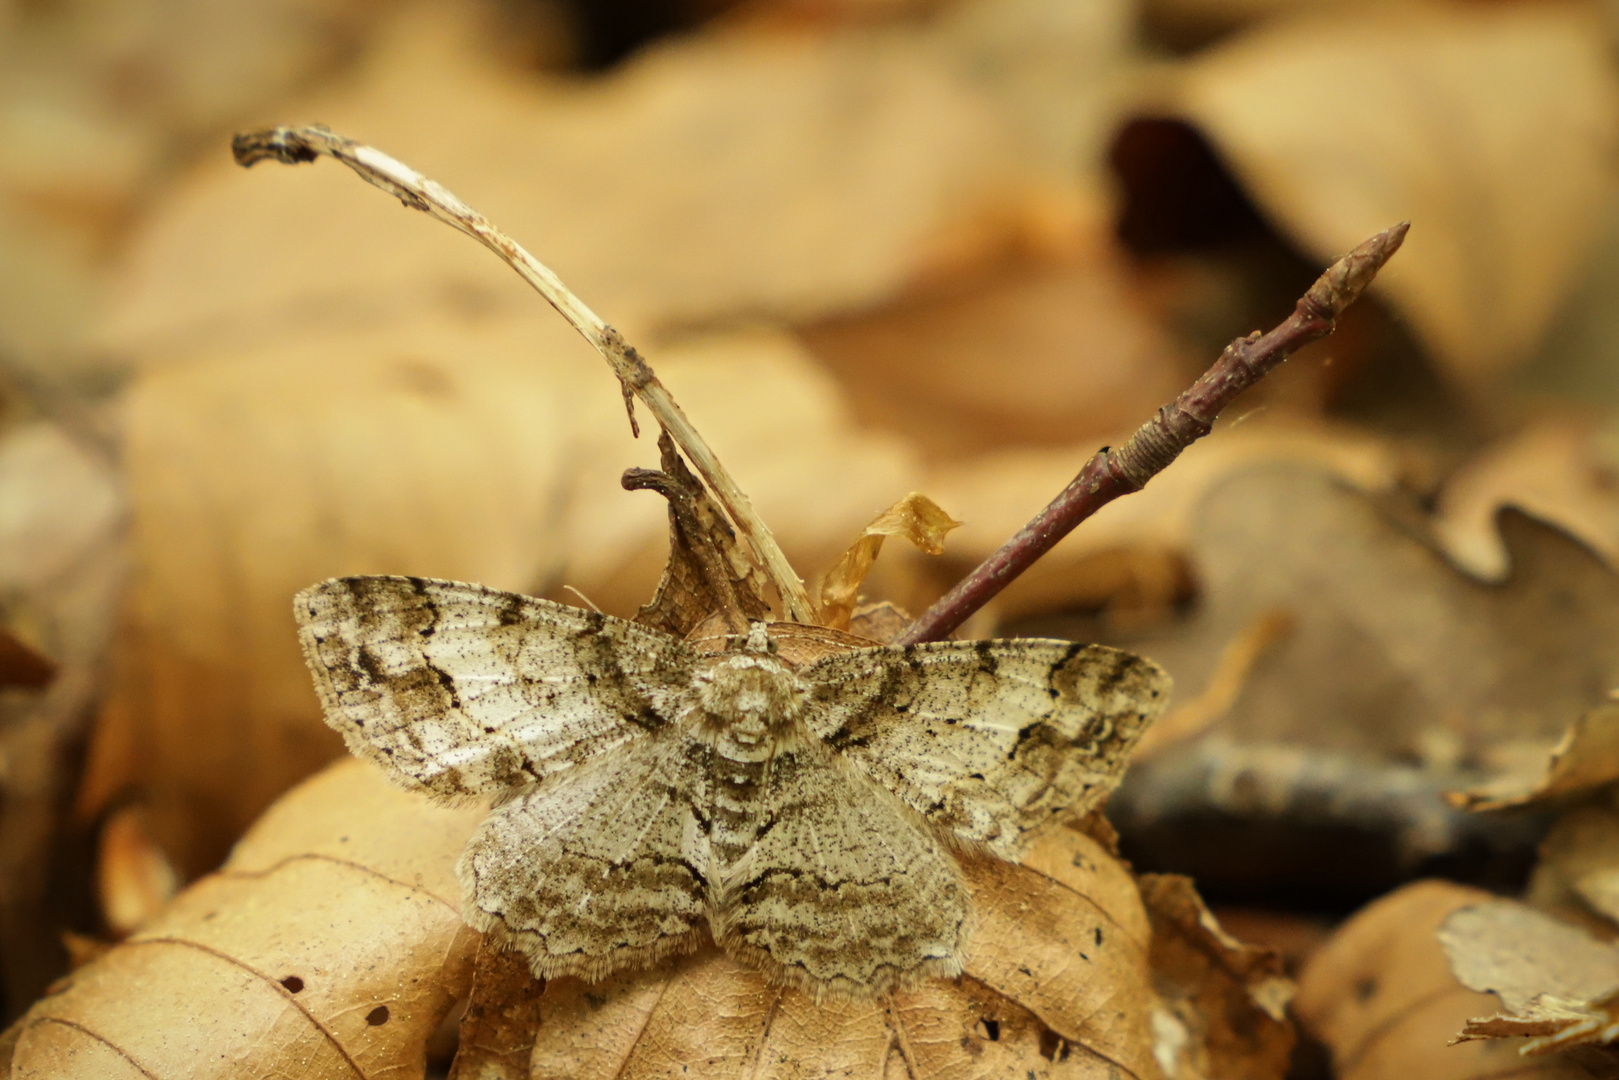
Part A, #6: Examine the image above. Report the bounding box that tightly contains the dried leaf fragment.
[626,431,771,637]
[1139,874,1294,1080]
[1537,807,1619,927]
[448,935,544,1080]
[1297,880,1587,1080]
[8,759,483,1080]
[814,491,961,630]
[1434,421,1619,583]
[1441,899,1619,1054]
[1447,703,1619,812]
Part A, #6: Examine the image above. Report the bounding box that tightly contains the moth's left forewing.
[294,575,693,802]
[805,641,1170,858]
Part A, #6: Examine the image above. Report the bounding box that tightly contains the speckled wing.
[712,737,969,998]
[803,641,1170,859]
[294,575,694,801]
[457,734,709,981]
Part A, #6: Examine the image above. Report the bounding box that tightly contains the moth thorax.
[693,655,806,744]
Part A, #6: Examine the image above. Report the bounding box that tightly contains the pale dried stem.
[232,124,816,623]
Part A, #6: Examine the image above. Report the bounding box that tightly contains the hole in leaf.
[280,976,304,994]
[366,1005,390,1026]
[976,1018,1000,1042]
[1038,1027,1071,1061]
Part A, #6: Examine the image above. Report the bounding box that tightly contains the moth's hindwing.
[712,738,969,998]
[457,734,708,980]
[294,575,693,801]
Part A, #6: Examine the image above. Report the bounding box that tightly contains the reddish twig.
[896,221,1410,646]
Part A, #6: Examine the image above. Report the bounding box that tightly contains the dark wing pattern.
[295,576,693,801]
[804,641,1170,858]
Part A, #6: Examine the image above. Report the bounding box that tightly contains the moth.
[296,575,1169,997]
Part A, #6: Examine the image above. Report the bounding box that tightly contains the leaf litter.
[11,0,1619,1077]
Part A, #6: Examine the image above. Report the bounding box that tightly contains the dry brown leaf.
[83,323,918,875]
[814,491,961,630]
[21,754,1290,1077]
[8,758,484,1079]
[1295,880,1587,1080]
[0,0,389,367]
[1441,898,1619,1056]
[95,805,178,938]
[1434,420,1619,583]
[1536,807,1619,928]
[1131,608,1293,762]
[0,420,125,1016]
[1138,874,1294,1080]
[801,243,1198,458]
[93,0,1064,365]
[1077,465,1619,763]
[1168,2,1619,380]
[1448,704,1619,812]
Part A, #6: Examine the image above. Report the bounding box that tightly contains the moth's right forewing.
[294,575,692,801]
[804,641,1170,857]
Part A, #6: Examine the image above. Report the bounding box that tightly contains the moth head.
[737,622,776,656]
[693,631,806,736]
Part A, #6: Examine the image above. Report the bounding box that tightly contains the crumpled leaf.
[1441,899,1619,1055]
[96,804,179,938]
[1166,2,1619,379]
[626,431,771,638]
[1138,873,1294,1080]
[8,759,484,1080]
[1447,704,1619,812]
[1434,419,1619,582]
[1296,880,1586,1080]
[814,491,961,630]
[81,324,918,877]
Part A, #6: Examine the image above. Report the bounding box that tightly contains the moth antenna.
[560,585,604,613]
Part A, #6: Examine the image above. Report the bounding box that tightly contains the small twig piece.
[231,124,816,623]
[895,222,1409,646]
